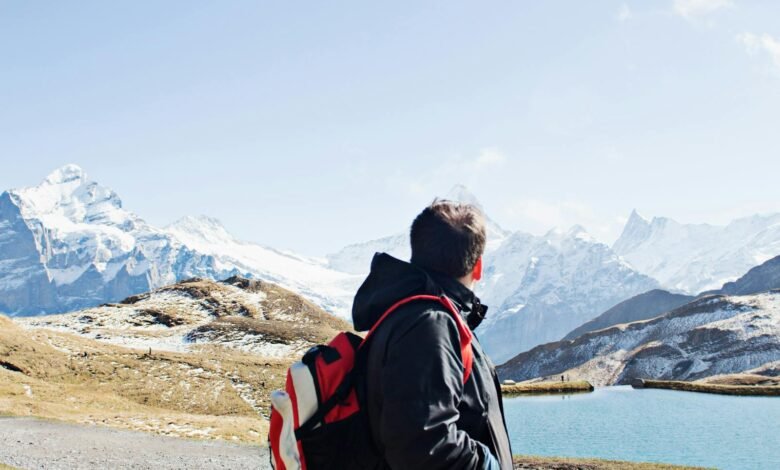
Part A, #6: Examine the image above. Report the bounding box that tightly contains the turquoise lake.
[503,386,780,470]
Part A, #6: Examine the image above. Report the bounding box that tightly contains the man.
[352,199,513,469]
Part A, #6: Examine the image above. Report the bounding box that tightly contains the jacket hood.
[352,253,488,332]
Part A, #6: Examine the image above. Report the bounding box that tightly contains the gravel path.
[0,417,271,470]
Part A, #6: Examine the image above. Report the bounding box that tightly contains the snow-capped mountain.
[477,226,658,363]
[613,210,780,294]
[497,290,780,386]
[326,187,657,363]
[560,255,780,343]
[326,233,409,275]
[13,165,779,369]
[0,165,357,316]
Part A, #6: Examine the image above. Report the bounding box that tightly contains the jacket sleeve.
[377,308,498,470]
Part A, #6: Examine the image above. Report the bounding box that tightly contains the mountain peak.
[627,209,649,226]
[444,184,482,208]
[441,185,511,239]
[613,209,654,254]
[44,164,86,185]
[9,164,129,224]
[566,224,593,240]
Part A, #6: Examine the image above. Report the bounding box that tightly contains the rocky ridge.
[498,290,780,386]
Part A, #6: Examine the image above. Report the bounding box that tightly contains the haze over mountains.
[2,165,780,366]
[614,209,780,294]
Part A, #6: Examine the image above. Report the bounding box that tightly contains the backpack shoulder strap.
[360,294,473,384]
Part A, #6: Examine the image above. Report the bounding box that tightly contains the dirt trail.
[0,417,271,470]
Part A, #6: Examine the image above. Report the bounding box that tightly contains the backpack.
[268,294,474,470]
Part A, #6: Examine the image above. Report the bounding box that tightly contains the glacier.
[613,209,780,294]
[0,165,358,317]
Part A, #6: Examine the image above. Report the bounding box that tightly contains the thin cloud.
[502,199,625,244]
[616,3,633,22]
[386,147,508,197]
[470,148,507,171]
[737,32,780,72]
[673,0,733,20]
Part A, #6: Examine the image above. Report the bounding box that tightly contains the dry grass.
[514,455,710,469]
[0,464,19,470]
[700,373,780,387]
[502,381,594,396]
[0,314,294,443]
[633,379,780,396]
[0,278,357,445]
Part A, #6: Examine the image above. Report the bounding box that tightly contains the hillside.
[1,276,350,441]
[18,275,349,357]
[497,291,780,386]
[562,254,780,342]
[716,254,780,296]
[563,290,694,341]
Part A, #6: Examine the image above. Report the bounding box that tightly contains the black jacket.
[352,253,513,470]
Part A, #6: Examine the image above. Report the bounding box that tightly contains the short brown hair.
[410,199,487,278]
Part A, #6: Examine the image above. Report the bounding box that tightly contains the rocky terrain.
[562,290,695,341]
[0,276,350,442]
[497,291,780,386]
[562,254,780,343]
[19,275,349,358]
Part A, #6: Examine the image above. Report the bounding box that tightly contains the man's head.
[410,199,487,288]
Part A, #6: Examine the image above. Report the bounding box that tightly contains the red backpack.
[268,294,474,470]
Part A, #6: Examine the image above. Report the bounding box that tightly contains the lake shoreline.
[631,378,780,396]
[501,380,594,396]
[514,455,709,469]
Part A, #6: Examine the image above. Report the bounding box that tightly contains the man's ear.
[472,257,483,282]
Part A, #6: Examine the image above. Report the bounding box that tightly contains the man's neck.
[457,275,475,291]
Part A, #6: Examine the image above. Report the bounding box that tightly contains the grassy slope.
[700,372,779,386]
[0,278,354,443]
[0,314,292,442]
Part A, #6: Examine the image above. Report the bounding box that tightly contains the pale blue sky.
[1,1,779,256]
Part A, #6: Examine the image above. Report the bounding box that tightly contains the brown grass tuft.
[502,381,594,396]
[633,379,780,396]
